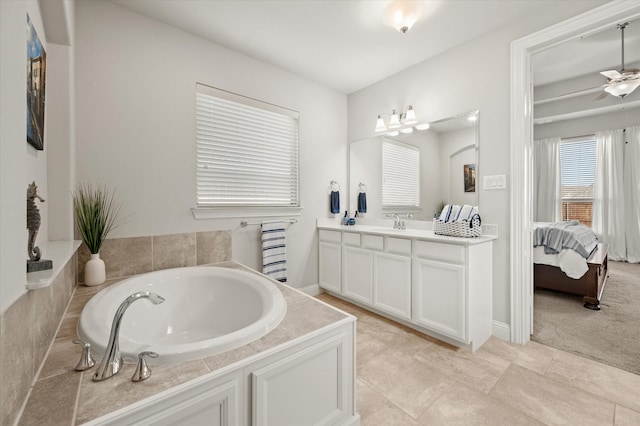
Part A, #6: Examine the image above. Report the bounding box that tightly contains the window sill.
[191,206,304,220]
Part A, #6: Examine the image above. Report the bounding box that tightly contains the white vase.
[85,253,106,286]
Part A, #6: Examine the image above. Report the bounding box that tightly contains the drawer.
[363,235,384,250]
[343,232,361,247]
[386,237,411,255]
[319,229,341,244]
[413,240,465,263]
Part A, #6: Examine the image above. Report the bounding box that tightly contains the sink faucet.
[393,214,401,229]
[93,291,165,382]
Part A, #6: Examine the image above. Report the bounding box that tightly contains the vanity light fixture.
[374,106,417,132]
[399,127,414,134]
[414,122,430,131]
[386,130,400,136]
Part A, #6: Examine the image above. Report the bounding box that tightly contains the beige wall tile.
[0,294,35,426]
[489,364,615,426]
[153,233,196,270]
[277,298,347,339]
[78,237,152,282]
[196,230,231,265]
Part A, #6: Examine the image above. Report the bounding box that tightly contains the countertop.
[18,261,353,426]
[317,222,497,245]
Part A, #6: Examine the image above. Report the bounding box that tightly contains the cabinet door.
[342,246,373,305]
[319,242,341,293]
[373,252,411,319]
[252,332,352,426]
[412,258,466,341]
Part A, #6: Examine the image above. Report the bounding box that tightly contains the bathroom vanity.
[318,222,496,351]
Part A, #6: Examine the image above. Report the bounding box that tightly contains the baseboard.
[298,283,322,296]
[492,320,511,341]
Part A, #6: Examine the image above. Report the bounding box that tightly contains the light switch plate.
[483,174,507,190]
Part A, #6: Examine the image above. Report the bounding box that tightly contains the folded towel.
[439,204,452,221]
[449,205,461,222]
[261,222,287,282]
[357,192,367,213]
[330,191,340,214]
[456,205,474,222]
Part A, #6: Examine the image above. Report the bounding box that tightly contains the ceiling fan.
[598,22,640,99]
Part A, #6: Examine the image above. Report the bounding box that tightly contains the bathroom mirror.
[348,111,479,220]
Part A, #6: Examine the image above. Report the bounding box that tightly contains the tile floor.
[316,293,640,426]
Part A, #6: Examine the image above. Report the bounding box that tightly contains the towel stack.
[438,204,479,223]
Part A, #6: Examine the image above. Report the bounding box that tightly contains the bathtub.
[78,266,287,364]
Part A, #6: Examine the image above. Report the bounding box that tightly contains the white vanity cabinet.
[412,241,493,351]
[318,224,495,351]
[319,230,342,293]
[373,238,412,320]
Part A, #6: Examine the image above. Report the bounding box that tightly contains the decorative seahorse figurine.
[27,181,45,262]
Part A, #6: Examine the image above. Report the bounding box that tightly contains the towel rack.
[330,180,340,191]
[359,182,367,192]
[240,218,298,227]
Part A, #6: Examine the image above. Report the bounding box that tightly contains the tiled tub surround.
[17,262,356,425]
[77,230,232,283]
[0,253,77,426]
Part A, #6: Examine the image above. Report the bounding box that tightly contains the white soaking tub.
[78,266,287,364]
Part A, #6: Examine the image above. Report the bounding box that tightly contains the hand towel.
[448,205,461,222]
[330,191,340,214]
[261,222,287,282]
[357,192,367,213]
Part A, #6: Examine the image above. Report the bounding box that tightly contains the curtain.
[624,126,640,262]
[533,138,561,222]
[592,129,626,261]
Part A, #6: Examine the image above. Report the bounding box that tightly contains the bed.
[533,222,609,310]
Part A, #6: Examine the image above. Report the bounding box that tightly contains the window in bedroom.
[381,139,420,209]
[195,83,299,208]
[559,136,596,227]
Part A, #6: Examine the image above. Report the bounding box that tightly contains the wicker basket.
[433,214,482,238]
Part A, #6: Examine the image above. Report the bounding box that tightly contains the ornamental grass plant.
[72,184,124,254]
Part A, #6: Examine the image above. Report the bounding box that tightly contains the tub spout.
[93,291,165,381]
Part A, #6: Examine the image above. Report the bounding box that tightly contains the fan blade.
[601,70,622,80]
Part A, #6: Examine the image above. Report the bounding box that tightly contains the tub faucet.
[93,291,165,382]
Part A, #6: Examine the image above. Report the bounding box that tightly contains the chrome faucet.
[93,291,165,382]
[393,214,401,229]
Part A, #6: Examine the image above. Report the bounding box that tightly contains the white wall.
[74,0,347,289]
[0,0,52,313]
[347,1,605,325]
[535,108,640,140]
[440,127,477,206]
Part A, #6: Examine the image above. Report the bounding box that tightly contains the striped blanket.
[261,221,287,282]
[533,221,598,259]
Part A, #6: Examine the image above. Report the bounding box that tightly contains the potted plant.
[73,184,124,286]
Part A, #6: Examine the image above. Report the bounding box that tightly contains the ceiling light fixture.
[601,22,640,99]
[383,0,422,34]
[374,106,418,132]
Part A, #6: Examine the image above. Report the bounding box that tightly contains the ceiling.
[533,16,640,87]
[111,0,575,94]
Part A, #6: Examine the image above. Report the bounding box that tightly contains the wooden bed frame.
[534,243,609,310]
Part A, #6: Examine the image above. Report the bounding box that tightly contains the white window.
[560,136,596,226]
[381,139,420,209]
[195,84,299,208]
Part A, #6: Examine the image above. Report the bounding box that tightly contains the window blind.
[382,140,420,208]
[560,137,596,200]
[195,84,299,207]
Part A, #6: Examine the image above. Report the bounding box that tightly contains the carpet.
[532,260,640,376]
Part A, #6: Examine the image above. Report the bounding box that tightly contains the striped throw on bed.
[261,221,287,282]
